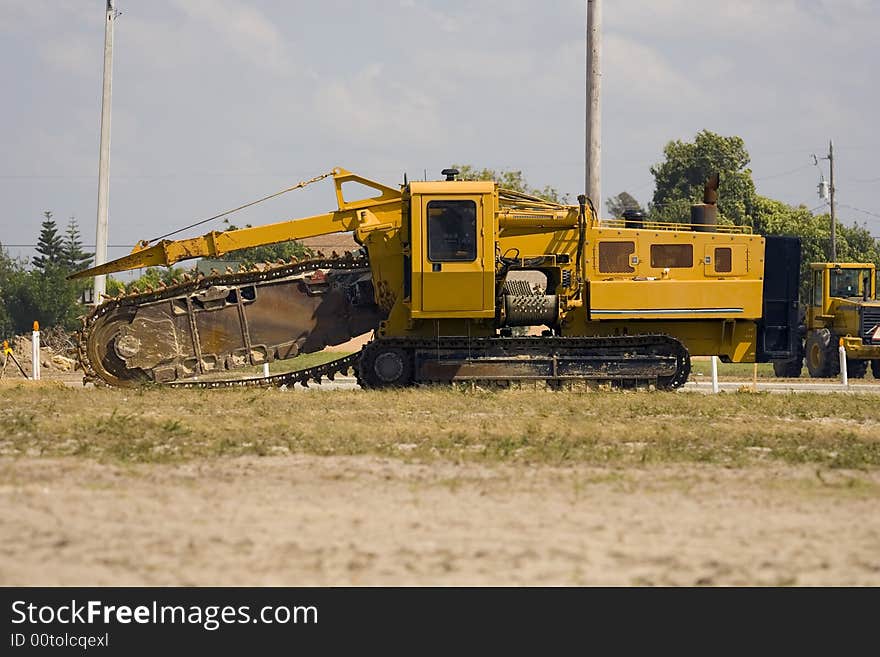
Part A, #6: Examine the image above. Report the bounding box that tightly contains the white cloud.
[604,33,706,110]
[396,0,462,33]
[169,0,293,74]
[41,35,95,77]
[311,64,448,150]
[3,0,880,249]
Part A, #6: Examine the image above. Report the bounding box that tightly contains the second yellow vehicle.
[773,262,880,378]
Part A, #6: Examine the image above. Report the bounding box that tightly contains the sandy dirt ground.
[2,456,878,586]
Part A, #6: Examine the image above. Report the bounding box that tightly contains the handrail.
[599,219,752,234]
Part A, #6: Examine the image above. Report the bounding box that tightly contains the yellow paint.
[70,167,778,361]
[806,262,880,361]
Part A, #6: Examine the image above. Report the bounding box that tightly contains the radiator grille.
[861,306,880,342]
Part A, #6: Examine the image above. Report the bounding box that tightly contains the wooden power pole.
[828,140,836,261]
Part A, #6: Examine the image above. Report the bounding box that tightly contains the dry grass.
[689,359,777,379]
[2,385,879,469]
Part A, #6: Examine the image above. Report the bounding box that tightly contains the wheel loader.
[70,168,801,390]
[772,262,880,378]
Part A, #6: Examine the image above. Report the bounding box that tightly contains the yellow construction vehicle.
[773,262,880,378]
[70,167,801,389]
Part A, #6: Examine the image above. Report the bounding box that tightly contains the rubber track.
[358,334,691,390]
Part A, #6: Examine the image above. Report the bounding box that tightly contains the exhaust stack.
[691,173,719,232]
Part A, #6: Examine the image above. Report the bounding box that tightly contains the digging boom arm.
[69,168,402,279]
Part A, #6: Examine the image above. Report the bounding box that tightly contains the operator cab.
[829,265,874,299]
[405,170,496,319]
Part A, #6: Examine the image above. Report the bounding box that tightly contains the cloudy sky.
[1,0,878,266]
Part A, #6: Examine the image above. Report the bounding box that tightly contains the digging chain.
[77,253,370,389]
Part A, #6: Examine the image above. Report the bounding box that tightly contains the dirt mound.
[2,329,78,379]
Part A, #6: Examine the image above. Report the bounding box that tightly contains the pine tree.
[32,211,65,271]
[61,216,93,271]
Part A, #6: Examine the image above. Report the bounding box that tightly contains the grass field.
[3,383,880,586]
[2,385,878,469]
[689,359,776,378]
[5,344,880,585]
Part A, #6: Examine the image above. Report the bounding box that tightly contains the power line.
[754,164,813,181]
[0,172,324,180]
[146,170,334,243]
[837,203,880,220]
[1,244,135,248]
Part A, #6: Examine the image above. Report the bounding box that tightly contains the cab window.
[829,267,871,298]
[427,200,477,262]
[812,270,823,306]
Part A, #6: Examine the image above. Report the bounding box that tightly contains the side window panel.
[714,247,732,273]
[650,244,693,268]
[598,241,635,273]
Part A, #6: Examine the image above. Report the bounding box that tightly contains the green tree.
[0,294,9,338]
[126,266,188,292]
[105,276,127,297]
[101,267,191,298]
[220,220,312,267]
[61,216,93,272]
[453,165,570,204]
[32,211,65,270]
[753,195,880,299]
[605,191,644,218]
[837,221,880,267]
[0,244,25,337]
[649,130,757,226]
[3,264,81,333]
[1,218,94,333]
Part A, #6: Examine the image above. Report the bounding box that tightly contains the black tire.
[847,359,869,379]
[872,360,880,380]
[773,357,803,378]
[805,329,839,378]
[358,344,413,389]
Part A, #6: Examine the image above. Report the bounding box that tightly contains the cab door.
[808,268,824,328]
[420,196,484,313]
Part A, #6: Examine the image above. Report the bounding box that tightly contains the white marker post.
[262,363,270,378]
[710,356,719,394]
[32,321,40,381]
[838,338,848,387]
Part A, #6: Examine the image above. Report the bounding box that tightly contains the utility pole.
[585,0,602,212]
[828,140,836,261]
[93,0,117,302]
